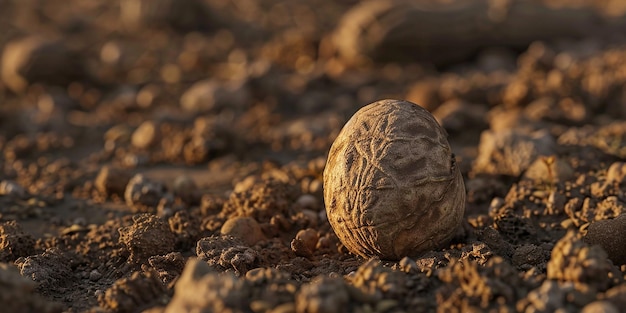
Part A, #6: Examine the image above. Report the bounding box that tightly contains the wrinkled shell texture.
[324,99,465,260]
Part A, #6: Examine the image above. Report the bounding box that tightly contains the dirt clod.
[98,270,167,313]
[296,276,352,313]
[196,235,261,275]
[118,214,176,264]
[583,213,626,265]
[222,178,296,223]
[0,220,35,262]
[16,248,74,290]
[164,258,251,312]
[547,231,620,291]
[0,263,63,313]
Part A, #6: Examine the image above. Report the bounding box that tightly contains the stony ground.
[1,0,626,312]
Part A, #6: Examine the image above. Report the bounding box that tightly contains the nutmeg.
[323,99,465,260]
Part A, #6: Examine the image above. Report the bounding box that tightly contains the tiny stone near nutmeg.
[220,216,265,246]
[323,99,465,260]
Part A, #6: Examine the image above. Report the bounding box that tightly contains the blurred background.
[1,0,626,192]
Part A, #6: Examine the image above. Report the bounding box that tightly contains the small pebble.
[220,216,265,246]
[291,228,319,258]
[131,121,159,149]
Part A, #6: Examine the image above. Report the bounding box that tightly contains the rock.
[220,216,265,246]
[124,174,167,211]
[95,166,134,197]
[131,121,159,149]
[1,36,88,93]
[291,229,319,258]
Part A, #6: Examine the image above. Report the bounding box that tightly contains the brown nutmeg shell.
[323,99,465,260]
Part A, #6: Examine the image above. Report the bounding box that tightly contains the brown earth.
[1,0,626,312]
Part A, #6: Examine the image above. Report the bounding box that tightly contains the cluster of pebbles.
[1,0,626,312]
